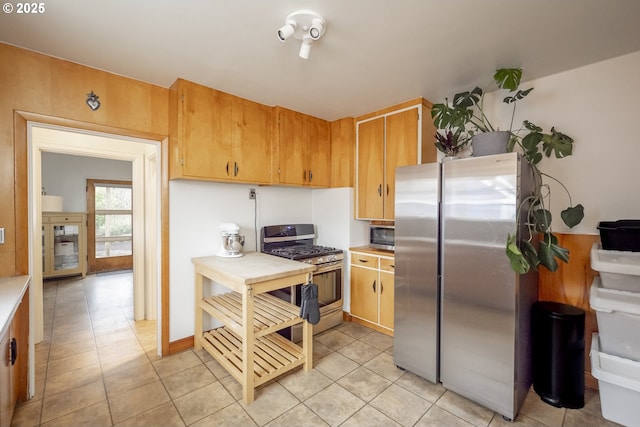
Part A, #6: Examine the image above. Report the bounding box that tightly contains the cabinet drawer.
[351,253,379,268]
[380,257,395,272]
[46,215,83,223]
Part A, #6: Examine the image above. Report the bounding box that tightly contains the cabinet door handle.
[381,282,384,294]
[390,264,395,269]
[10,337,17,366]
[226,161,230,176]
[303,170,307,182]
[234,162,239,176]
[377,184,382,197]
[386,184,390,196]
[309,170,313,182]
[358,259,368,263]
[372,280,376,293]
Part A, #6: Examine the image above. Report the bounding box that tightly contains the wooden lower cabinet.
[349,251,395,335]
[0,289,28,427]
[350,265,378,323]
[379,269,395,329]
[0,328,12,427]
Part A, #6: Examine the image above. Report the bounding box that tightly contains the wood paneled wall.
[539,232,601,389]
[0,42,170,352]
[0,43,169,276]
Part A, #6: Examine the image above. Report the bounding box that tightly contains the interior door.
[87,179,133,273]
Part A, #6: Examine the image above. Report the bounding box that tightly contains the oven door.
[297,260,343,312]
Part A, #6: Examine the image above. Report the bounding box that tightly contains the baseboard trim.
[168,335,194,354]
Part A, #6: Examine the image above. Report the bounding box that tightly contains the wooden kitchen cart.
[192,252,315,404]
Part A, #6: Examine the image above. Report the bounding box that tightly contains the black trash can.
[532,301,585,409]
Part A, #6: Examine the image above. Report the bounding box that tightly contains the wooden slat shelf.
[200,292,303,338]
[201,326,305,387]
[193,253,315,404]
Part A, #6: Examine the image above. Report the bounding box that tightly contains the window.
[87,179,133,273]
[95,184,132,258]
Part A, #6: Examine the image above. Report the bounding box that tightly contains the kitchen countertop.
[349,246,395,257]
[0,275,30,338]
[192,252,315,288]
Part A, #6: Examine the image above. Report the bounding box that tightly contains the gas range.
[261,224,344,341]
[261,224,344,265]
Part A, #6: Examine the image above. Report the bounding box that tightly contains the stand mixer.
[217,223,245,257]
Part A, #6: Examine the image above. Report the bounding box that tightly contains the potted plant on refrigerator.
[431,68,585,273]
[434,127,469,158]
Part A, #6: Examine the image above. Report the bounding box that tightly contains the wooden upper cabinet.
[357,117,385,219]
[275,107,306,186]
[232,97,273,183]
[330,117,355,188]
[274,107,331,188]
[355,98,436,220]
[384,108,419,219]
[181,83,233,180]
[169,78,272,184]
[307,115,331,187]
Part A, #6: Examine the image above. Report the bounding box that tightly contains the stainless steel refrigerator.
[394,152,538,420]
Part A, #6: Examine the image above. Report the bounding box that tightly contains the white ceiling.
[2,0,640,121]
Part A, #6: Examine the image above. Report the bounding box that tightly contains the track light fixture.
[298,35,313,60]
[309,18,324,40]
[277,21,296,42]
[277,10,326,59]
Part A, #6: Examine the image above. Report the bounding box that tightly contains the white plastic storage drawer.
[590,333,640,427]
[591,243,640,292]
[589,277,640,360]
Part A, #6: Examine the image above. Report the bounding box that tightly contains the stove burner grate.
[265,244,342,260]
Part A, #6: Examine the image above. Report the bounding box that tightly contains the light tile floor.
[11,272,621,427]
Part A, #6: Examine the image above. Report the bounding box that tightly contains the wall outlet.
[249,189,256,200]
[0,227,4,244]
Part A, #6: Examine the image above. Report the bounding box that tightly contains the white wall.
[169,181,369,341]
[41,152,132,212]
[169,180,314,340]
[485,51,640,234]
[312,187,369,313]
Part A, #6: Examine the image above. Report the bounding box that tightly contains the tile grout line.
[83,276,117,427]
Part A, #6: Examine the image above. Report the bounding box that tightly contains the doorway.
[29,123,161,349]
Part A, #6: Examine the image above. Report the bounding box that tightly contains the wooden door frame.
[15,111,170,361]
[86,179,134,273]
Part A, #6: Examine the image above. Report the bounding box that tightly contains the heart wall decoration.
[86,91,101,111]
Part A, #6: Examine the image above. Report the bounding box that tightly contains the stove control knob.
[303,259,312,265]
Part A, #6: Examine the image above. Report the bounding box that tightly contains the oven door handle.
[313,261,343,274]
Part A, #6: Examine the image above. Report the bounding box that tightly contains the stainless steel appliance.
[394,162,441,383]
[394,153,538,420]
[369,223,395,251]
[261,224,344,341]
[216,223,245,257]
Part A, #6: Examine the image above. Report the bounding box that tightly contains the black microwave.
[369,225,395,251]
